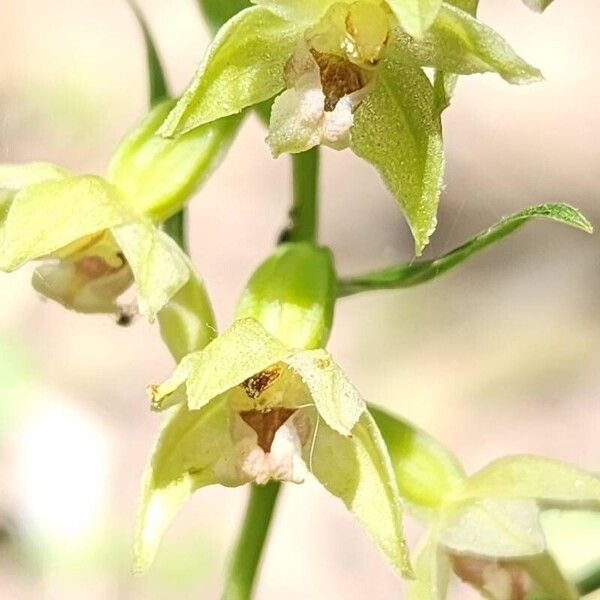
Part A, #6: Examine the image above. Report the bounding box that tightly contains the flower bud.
[235,242,335,350]
[370,406,466,509]
[107,100,240,222]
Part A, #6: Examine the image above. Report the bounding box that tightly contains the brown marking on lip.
[241,366,283,400]
[451,555,532,600]
[310,50,366,111]
[240,408,296,452]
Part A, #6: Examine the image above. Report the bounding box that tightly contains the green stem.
[221,483,282,600]
[222,147,319,600]
[285,148,320,244]
[163,209,187,252]
[577,563,600,596]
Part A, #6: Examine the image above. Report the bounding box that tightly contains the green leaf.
[112,222,190,318]
[309,410,413,577]
[387,0,443,39]
[390,3,542,84]
[456,455,600,509]
[235,243,335,350]
[134,400,233,572]
[351,60,444,256]
[439,499,547,558]
[370,406,465,509]
[522,0,555,13]
[108,100,241,222]
[0,175,131,272]
[157,257,217,362]
[159,6,301,136]
[338,203,593,297]
[127,0,169,106]
[197,0,252,33]
[407,527,451,600]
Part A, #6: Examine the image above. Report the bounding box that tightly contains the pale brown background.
[0,0,599,598]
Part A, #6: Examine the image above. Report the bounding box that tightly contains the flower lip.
[311,50,367,111]
[240,407,297,452]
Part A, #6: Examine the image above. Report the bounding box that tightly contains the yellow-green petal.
[285,349,365,436]
[0,175,131,272]
[390,4,542,85]
[387,0,443,39]
[160,6,301,136]
[439,499,546,558]
[157,257,217,362]
[182,318,293,411]
[407,526,451,600]
[108,100,241,222]
[0,162,70,191]
[351,61,443,256]
[112,222,189,319]
[310,411,413,577]
[134,400,233,572]
[251,0,336,25]
[456,455,600,509]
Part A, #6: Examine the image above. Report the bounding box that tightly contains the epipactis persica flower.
[135,243,412,578]
[371,407,600,600]
[159,0,542,254]
[0,100,237,320]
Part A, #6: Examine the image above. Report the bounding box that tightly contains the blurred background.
[0,0,599,598]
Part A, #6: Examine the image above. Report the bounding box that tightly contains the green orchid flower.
[372,407,600,600]
[0,100,237,320]
[160,0,541,254]
[135,243,412,578]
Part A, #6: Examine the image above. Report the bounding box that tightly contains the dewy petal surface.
[182,319,293,410]
[456,455,600,509]
[310,410,412,576]
[389,4,542,84]
[285,348,365,436]
[160,6,302,136]
[351,58,443,255]
[135,398,233,573]
[0,175,132,271]
[251,0,337,25]
[112,222,190,319]
[439,499,546,558]
[387,0,443,39]
[0,162,70,190]
[407,526,451,600]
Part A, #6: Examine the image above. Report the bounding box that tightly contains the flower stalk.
[220,145,320,600]
[283,148,320,245]
[221,482,281,600]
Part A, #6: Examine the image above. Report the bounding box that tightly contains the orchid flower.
[0,101,236,320]
[159,0,542,253]
[371,407,600,600]
[135,243,412,578]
